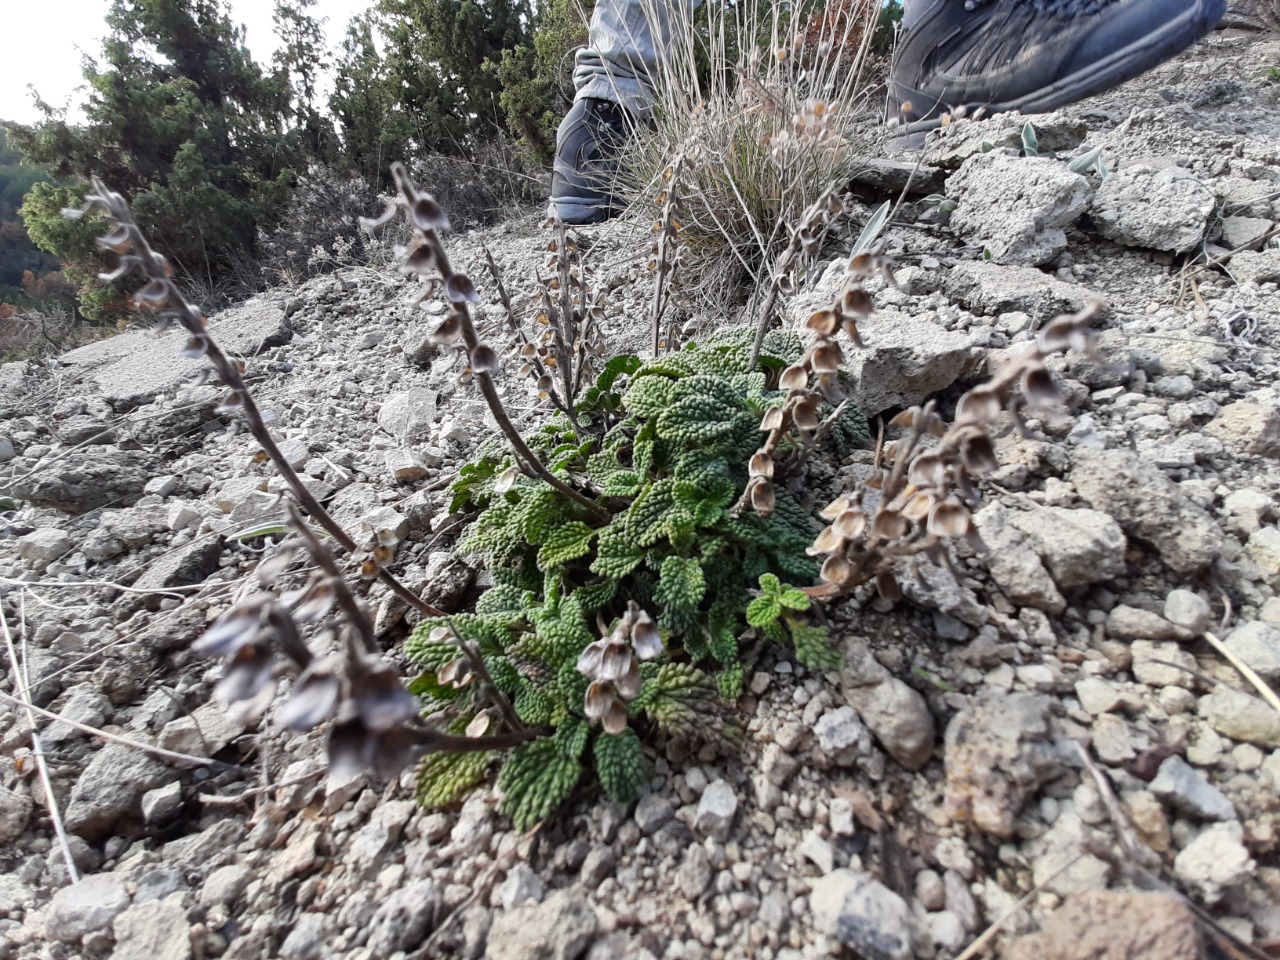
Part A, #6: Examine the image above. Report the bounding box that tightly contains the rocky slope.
[2,20,1280,960]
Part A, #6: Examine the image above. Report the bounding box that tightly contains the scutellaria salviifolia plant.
[360,165,868,826]
[66,177,537,787]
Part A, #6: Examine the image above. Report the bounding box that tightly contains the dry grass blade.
[1203,630,1280,714]
[1,602,81,883]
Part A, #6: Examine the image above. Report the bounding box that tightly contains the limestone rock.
[1002,891,1203,960]
[944,693,1064,838]
[485,889,598,960]
[947,154,1092,266]
[1070,448,1226,575]
[810,869,915,960]
[1091,165,1214,252]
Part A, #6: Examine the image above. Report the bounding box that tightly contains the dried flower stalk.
[364,163,607,521]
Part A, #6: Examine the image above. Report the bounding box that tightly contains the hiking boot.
[888,0,1227,142]
[549,97,632,225]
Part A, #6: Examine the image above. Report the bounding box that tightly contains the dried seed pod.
[875,570,902,601]
[760,406,785,432]
[928,497,972,538]
[469,344,501,376]
[809,341,843,373]
[445,274,478,303]
[792,396,820,432]
[750,478,776,516]
[809,524,846,555]
[908,453,946,489]
[277,658,341,730]
[955,386,1002,424]
[615,659,642,701]
[431,314,463,343]
[902,491,934,522]
[410,195,450,232]
[1020,362,1059,405]
[576,639,606,677]
[779,364,808,391]
[841,286,872,319]
[602,698,629,735]
[871,509,908,540]
[597,640,632,683]
[820,554,854,585]
[819,495,856,521]
[630,610,663,661]
[466,713,492,738]
[584,680,615,721]
[833,509,867,539]
[749,452,775,479]
[494,465,520,495]
[959,432,999,475]
[807,309,840,337]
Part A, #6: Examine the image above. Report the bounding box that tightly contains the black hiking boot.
[888,0,1227,143]
[549,97,632,225]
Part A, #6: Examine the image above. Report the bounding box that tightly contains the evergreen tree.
[11,0,302,296]
[330,13,412,183]
[378,0,532,150]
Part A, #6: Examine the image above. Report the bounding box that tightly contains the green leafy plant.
[405,328,866,825]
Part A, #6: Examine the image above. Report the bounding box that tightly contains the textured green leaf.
[594,728,646,804]
[656,394,741,445]
[536,521,597,569]
[591,522,645,578]
[790,620,840,671]
[499,738,583,831]
[416,749,496,809]
[655,555,706,611]
[601,470,644,497]
[624,375,680,418]
[746,595,782,628]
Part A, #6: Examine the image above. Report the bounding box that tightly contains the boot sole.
[892,0,1226,146]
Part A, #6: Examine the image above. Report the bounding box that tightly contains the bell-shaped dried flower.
[370,725,429,781]
[760,406,785,432]
[630,609,663,661]
[959,432,999,475]
[809,341,843,373]
[287,578,336,624]
[749,452,774,479]
[820,554,854,585]
[750,478,776,516]
[215,642,276,707]
[326,709,376,786]
[466,713,492,738]
[576,638,606,678]
[494,465,520,495]
[359,202,399,233]
[181,335,210,359]
[410,195,450,233]
[871,509,909,540]
[889,408,918,429]
[903,491,935,522]
[806,522,842,555]
[779,364,808,391]
[615,659,642,701]
[256,543,297,588]
[833,508,867,539]
[928,497,972,539]
[195,605,265,658]
[438,657,473,688]
[277,658,342,730]
[955,386,1002,425]
[841,286,873,319]
[819,495,856,521]
[431,314,463,343]
[402,243,437,274]
[584,680,616,722]
[807,309,840,337]
[1020,362,1059,406]
[602,698,629,735]
[469,344,501,376]
[875,570,902,601]
[445,274,478,303]
[597,640,633,683]
[792,396,820,432]
[908,453,946,489]
[349,655,419,732]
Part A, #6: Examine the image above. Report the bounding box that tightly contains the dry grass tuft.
[619,0,883,317]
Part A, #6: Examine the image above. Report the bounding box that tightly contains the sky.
[0,0,377,125]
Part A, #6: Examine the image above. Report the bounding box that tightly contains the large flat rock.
[59,299,291,408]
